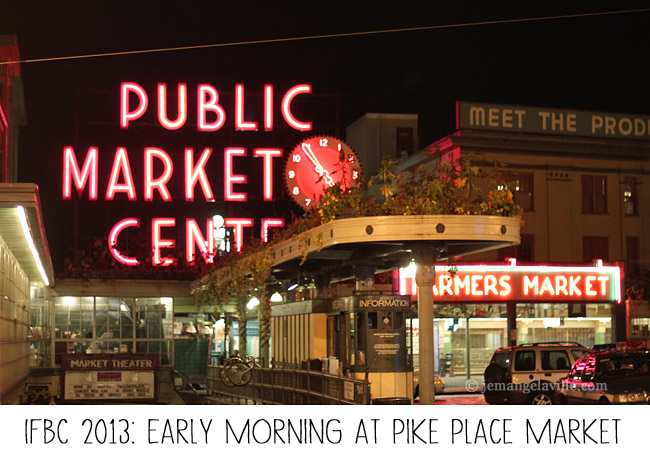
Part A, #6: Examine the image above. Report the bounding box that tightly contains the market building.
[0,36,55,404]
[1,30,648,402]
[348,102,650,377]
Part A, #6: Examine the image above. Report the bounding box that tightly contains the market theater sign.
[400,263,622,303]
[62,82,313,265]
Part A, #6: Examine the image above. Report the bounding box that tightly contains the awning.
[0,183,54,286]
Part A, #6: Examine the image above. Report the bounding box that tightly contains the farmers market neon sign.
[399,262,622,303]
[62,82,313,265]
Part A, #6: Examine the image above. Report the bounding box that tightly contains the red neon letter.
[63,146,98,200]
[108,218,140,266]
[225,218,253,252]
[499,275,512,296]
[120,82,148,129]
[145,147,174,201]
[186,219,215,264]
[523,276,539,295]
[585,276,598,296]
[185,148,214,201]
[254,148,283,200]
[106,147,137,200]
[198,84,226,131]
[264,84,273,131]
[235,84,258,131]
[281,84,312,131]
[158,83,187,130]
[261,218,285,242]
[152,218,176,266]
[224,148,247,201]
[597,275,610,295]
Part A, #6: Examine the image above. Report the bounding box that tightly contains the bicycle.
[220,355,260,386]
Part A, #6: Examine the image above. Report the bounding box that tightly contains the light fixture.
[270,292,283,303]
[16,205,50,286]
[247,297,260,310]
[287,283,298,291]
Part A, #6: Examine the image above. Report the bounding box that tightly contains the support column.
[415,251,437,405]
[507,302,517,347]
[465,317,471,379]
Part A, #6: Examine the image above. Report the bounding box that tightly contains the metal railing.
[205,365,371,405]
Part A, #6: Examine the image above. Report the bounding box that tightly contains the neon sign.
[63,82,311,265]
[399,262,622,303]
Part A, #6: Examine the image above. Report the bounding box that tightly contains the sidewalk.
[440,375,484,394]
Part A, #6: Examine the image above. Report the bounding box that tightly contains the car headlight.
[614,393,646,403]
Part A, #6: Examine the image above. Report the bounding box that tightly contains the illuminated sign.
[457,101,650,140]
[62,82,312,265]
[399,262,622,303]
[61,353,159,401]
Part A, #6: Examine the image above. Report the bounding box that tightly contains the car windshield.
[597,355,650,379]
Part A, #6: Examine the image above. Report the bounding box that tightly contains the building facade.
[348,102,650,377]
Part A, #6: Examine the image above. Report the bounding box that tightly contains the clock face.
[285,135,362,209]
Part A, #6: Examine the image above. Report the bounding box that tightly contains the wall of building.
[346,113,419,179]
[0,233,30,404]
[456,138,650,270]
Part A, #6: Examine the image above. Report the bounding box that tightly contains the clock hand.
[301,143,335,186]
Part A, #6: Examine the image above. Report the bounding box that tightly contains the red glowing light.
[63,146,98,200]
[197,84,226,131]
[157,83,187,130]
[224,148,247,201]
[185,147,214,201]
[235,84,258,131]
[253,148,283,201]
[152,218,176,266]
[108,218,140,266]
[186,219,215,264]
[106,147,137,200]
[145,147,174,201]
[281,85,312,131]
[399,264,620,302]
[261,218,285,242]
[120,82,148,129]
[225,218,253,252]
[264,85,273,131]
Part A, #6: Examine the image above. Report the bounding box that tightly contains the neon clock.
[285,135,362,209]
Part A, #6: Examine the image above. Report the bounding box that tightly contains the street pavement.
[433,394,488,405]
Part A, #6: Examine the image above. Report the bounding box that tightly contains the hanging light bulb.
[270,292,283,303]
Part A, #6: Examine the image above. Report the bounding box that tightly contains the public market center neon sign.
[62,82,313,266]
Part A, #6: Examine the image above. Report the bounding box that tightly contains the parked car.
[555,349,650,404]
[483,342,590,405]
[591,340,647,353]
[413,372,445,399]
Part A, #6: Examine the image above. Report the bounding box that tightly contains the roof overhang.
[0,183,54,286]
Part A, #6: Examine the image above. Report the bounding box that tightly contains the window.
[396,127,414,158]
[541,350,570,371]
[623,177,638,216]
[367,312,378,330]
[583,236,609,262]
[582,175,607,214]
[498,234,535,261]
[53,296,173,365]
[503,172,534,210]
[514,350,536,371]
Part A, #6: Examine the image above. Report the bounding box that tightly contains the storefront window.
[53,296,174,365]
[29,282,52,368]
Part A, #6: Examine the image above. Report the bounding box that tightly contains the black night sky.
[2,1,650,273]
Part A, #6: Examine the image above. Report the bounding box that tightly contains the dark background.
[2,1,649,273]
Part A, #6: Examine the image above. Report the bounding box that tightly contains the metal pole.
[415,257,436,405]
[465,317,471,379]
